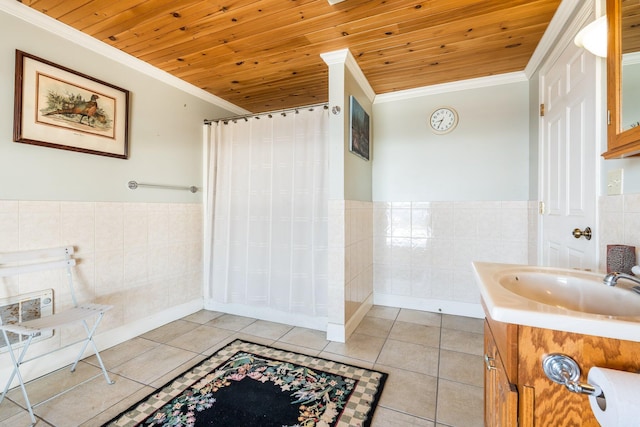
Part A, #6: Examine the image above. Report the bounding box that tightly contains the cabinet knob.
[484,354,496,371]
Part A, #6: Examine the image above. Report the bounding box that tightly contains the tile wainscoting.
[327,200,375,341]
[0,200,204,384]
[373,201,533,318]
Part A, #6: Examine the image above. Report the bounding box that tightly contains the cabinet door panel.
[485,321,518,426]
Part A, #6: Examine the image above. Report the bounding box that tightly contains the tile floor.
[0,306,484,427]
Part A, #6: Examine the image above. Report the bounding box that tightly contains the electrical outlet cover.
[607,169,623,195]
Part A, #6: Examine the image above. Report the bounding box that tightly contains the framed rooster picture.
[13,50,129,159]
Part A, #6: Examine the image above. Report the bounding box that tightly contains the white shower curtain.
[204,107,328,318]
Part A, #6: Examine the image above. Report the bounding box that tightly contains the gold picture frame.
[13,50,130,159]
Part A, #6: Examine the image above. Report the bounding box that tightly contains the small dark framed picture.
[349,95,370,161]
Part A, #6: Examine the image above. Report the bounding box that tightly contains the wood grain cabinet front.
[484,320,518,427]
[483,307,640,426]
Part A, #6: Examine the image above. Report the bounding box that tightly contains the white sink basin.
[473,262,640,341]
[497,270,640,317]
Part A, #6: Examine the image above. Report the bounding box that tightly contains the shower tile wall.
[345,200,374,320]
[0,200,203,332]
[373,201,530,305]
[327,199,375,327]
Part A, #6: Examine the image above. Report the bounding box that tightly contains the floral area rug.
[103,339,387,427]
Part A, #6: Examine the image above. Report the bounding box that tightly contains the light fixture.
[574,15,607,58]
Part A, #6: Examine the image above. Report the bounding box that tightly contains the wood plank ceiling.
[22,0,563,113]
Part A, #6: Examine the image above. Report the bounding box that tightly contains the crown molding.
[536,1,594,77]
[0,1,248,115]
[525,0,584,77]
[373,71,528,104]
[321,48,376,103]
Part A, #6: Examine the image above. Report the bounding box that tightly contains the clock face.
[429,107,458,134]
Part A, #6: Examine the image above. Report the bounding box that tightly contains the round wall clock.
[429,107,459,134]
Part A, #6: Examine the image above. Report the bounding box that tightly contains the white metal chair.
[0,246,114,426]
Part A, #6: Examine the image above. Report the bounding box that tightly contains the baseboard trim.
[373,294,484,319]
[203,300,328,332]
[0,299,204,388]
[98,299,205,349]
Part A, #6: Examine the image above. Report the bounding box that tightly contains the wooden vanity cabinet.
[484,308,640,426]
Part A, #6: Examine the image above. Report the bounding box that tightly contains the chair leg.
[1,331,37,426]
[70,314,114,385]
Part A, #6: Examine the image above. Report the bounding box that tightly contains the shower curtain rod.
[204,102,328,124]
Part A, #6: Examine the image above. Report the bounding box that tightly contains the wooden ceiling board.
[22,0,564,113]
[124,0,325,58]
[79,0,205,40]
[22,0,84,17]
[622,0,640,53]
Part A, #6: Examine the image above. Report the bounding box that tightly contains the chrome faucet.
[603,272,640,295]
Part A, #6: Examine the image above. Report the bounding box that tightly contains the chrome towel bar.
[127,180,198,193]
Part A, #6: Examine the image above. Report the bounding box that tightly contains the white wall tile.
[19,201,61,250]
[95,203,124,252]
[3,199,204,357]
[0,201,19,252]
[599,195,640,272]
[373,200,531,307]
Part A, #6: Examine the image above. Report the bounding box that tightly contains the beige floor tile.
[110,344,198,385]
[34,374,144,427]
[2,409,54,426]
[397,309,442,327]
[240,319,293,340]
[0,396,28,424]
[440,328,484,356]
[372,407,435,426]
[139,319,201,344]
[375,365,438,420]
[354,316,395,339]
[388,321,441,348]
[323,332,386,363]
[149,353,207,389]
[84,336,160,369]
[316,351,375,369]
[376,339,440,376]
[278,327,329,351]
[271,341,322,357]
[206,313,256,331]
[442,314,484,334]
[7,361,102,408]
[199,335,245,356]
[166,324,233,353]
[366,305,400,320]
[438,349,484,387]
[435,379,483,427]
[78,384,155,426]
[226,333,275,349]
[181,309,225,324]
